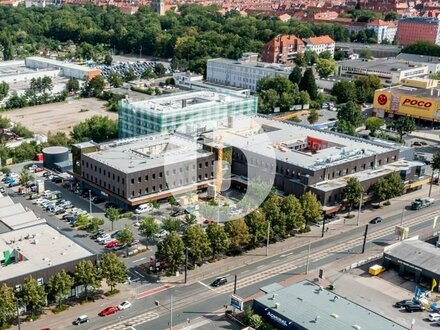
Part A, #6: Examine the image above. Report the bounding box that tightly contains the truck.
[411,198,435,210]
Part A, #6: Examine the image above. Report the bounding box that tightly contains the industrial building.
[396,53,440,75]
[71,134,216,208]
[118,90,257,138]
[206,53,292,92]
[337,58,428,85]
[253,280,407,330]
[383,238,440,291]
[71,116,427,210]
[25,57,101,81]
[42,146,72,172]
[372,78,440,123]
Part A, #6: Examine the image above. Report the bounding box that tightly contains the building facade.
[396,17,440,46]
[367,19,398,44]
[396,53,440,75]
[337,58,429,85]
[303,35,335,55]
[206,55,292,92]
[261,34,304,64]
[118,90,257,138]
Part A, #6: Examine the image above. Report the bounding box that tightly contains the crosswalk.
[99,312,159,330]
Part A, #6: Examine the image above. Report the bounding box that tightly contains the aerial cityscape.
[0,1,440,330]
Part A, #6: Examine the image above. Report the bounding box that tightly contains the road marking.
[135,285,172,299]
[100,312,159,330]
[132,270,145,278]
[280,252,293,257]
[256,265,265,269]
[132,257,147,263]
[198,281,216,291]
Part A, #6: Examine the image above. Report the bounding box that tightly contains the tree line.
[0,253,126,327]
[143,191,322,275]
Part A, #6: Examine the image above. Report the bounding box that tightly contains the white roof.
[1,211,46,231]
[0,204,26,218]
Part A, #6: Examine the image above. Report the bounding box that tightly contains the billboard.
[230,295,244,310]
[398,95,438,118]
[373,91,392,110]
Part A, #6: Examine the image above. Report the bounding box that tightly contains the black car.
[394,299,415,308]
[405,304,424,312]
[52,177,63,183]
[171,209,187,217]
[211,277,227,287]
[369,217,383,224]
[90,229,106,239]
[92,196,105,204]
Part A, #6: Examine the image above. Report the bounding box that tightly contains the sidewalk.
[163,184,439,285]
[15,283,136,330]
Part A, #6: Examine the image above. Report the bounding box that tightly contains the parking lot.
[329,264,440,329]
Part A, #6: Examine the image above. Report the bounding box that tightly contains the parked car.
[428,313,440,322]
[54,206,66,215]
[394,299,415,308]
[8,181,19,187]
[154,230,169,238]
[117,301,132,310]
[111,230,121,239]
[92,196,105,204]
[405,304,424,312]
[112,244,126,251]
[211,277,227,287]
[96,234,111,242]
[106,240,120,249]
[100,237,115,245]
[0,187,5,193]
[171,209,187,217]
[34,167,44,173]
[135,203,153,214]
[369,217,383,224]
[51,176,63,183]
[99,306,118,317]
[90,229,106,239]
[72,315,89,325]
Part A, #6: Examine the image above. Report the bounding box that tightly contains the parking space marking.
[132,257,147,263]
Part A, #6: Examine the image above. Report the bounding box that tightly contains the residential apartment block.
[303,35,336,56]
[397,17,440,46]
[206,54,292,92]
[118,90,257,137]
[261,34,304,64]
[367,19,397,44]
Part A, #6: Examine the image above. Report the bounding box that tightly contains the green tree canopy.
[389,116,416,141]
[108,73,124,88]
[20,276,46,317]
[19,168,34,186]
[105,207,120,231]
[365,116,384,136]
[73,260,101,300]
[139,216,159,242]
[183,225,211,263]
[337,101,362,127]
[300,191,322,225]
[0,283,15,328]
[47,270,74,307]
[342,177,363,216]
[99,253,127,292]
[315,58,336,78]
[281,195,305,231]
[0,81,9,100]
[307,109,319,125]
[335,120,356,136]
[71,115,118,143]
[162,218,181,232]
[156,232,185,275]
[244,209,267,246]
[289,66,302,85]
[299,68,318,100]
[206,222,230,258]
[224,218,251,249]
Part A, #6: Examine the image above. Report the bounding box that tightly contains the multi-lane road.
[63,201,440,330]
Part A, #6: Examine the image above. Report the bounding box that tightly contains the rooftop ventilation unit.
[274,303,280,309]
[330,313,339,319]
[352,325,361,330]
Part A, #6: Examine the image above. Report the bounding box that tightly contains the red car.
[34,167,44,173]
[99,306,119,317]
[106,240,119,249]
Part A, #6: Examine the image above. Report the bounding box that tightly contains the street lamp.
[155,295,173,330]
[89,190,92,217]
[15,298,21,330]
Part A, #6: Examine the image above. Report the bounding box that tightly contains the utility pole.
[321,217,327,238]
[16,298,21,330]
[266,222,270,256]
[356,193,363,226]
[429,170,435,197]
[170,295,173,330]
[89,190,92,217]
[305,240,311,274]
[361,224,369,254]
[184,247,189,284]
[233,274,237,294]
[400,207,405,226]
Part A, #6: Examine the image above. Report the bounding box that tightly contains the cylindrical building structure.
[42,146,69,170]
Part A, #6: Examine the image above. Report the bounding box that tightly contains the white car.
[429,313,440,322]
[33,197,45,205]
[43,190,52,198]
[96,234,110,242]
[100,237,115,245]
[154,229,169,238]
[118,301,132,310]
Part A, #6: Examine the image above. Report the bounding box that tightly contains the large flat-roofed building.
[0,224,95,287]
[202,116,425,209]
[337,58,428,85]
[71,134,215,209]
[372,78,440,122]
[118,90,257,138]
[396,17,440,46]
[253,280,407,330]
[396,53,440,75]
[206,54,292,92]
[25,56,101,81]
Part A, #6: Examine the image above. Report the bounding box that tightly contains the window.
[139,189,142,195]
[153,173,156,180]
[131,178,134,184]
[199,163,202,169]
[159,172,163,178]
[113,174,115,180]
[117,176,120,182]
[138,177,141,183]
[122,178,125,184]
[117,188,120,194]
[152,186,156,192]
[145,175,149,181]
[159,184,163,190]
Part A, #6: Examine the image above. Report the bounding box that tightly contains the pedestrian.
[326,227,329,232]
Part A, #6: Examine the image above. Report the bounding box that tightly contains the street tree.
[0,81,9,100]
[66,78,80,93]
[224,218,251,249]
[315,58,336,78]
[337,101,362,128]
[183,225,211,264]
[300,191,322,226]
[154,63,166,76]
[19,168,34,186]
[156,232,185,275]
[139,216,159,242]
[41,76,53,93]
[161,218,181,232]
[262,194,285,238]
[303,50,318,65]
[0,283,15,328]
[245,209,267,246]
[105,207,120,231]
[206,222,230,258]
[335,120,356,136]
[118,225,135,256]
[20,276,46,317]
[258,89,280,113]
[331,80,357,104]
[365,116,384,136]
[99,253,127,293]
[168,196,178,207]
[389,116,416,141]
[83,75,105,97]
[288,66,302,85]
[342,177,364,217]
[372,172,404,204]
[299,68,318,100]
[104,53,113,65]
[47,270,74,307]
[182,213,197,228]
[71,115,118,143]
[108,73,124,88]
[74,213,90,228]
[74,260,101,300]
[281,195,305,231]
[307,109,319,125]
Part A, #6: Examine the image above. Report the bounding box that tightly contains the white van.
[135,203,152,214]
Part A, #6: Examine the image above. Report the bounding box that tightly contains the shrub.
[52,304,69,314]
